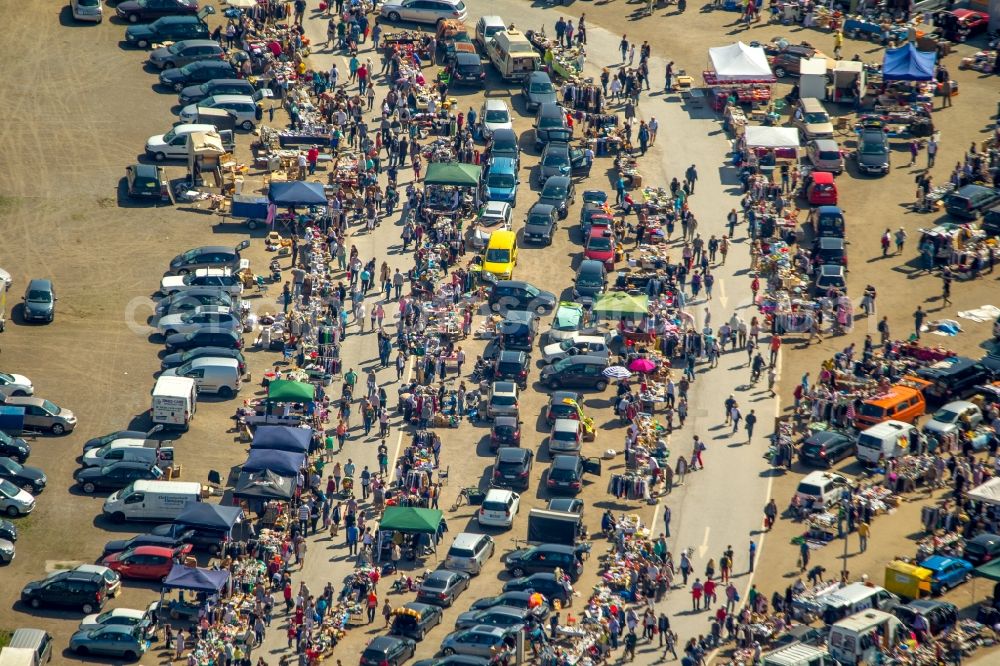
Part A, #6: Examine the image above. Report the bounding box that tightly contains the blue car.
[70,624,147,660]
[482,158,519,205]
[918,555,973,595]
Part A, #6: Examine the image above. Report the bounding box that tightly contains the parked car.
[544,454,601,495]
[769,44,828,78]
[439,626,511,658]
[75,462,162,494]
[471,201,512,250]
[943,184,1000,220]
[0,479,34,517]
[540,355,609,391]
[923,400,983,440]
[160,347,246,373]
[493,350,530,388]
[855,124,890,175]
[0,518,17,543]
[413,657,489,666]
[573,259,607,305]
[492,447,532,490]
[21,569,109,613]
[102,532,193,557]
[179,77,257,104]
[83,429,154,453]
[533,102,571,149]
[547,302,585,343]
[521,71,557,111]
[148,39,226,70]
[486,128,520,165]
[22,278,56,323]
[478,489,519,529]
[79,606,155,633]
[487,280,556,315]
[71,0,104,22]
[799,431,855,467]
[963,532,1000,566]
[486,382,519,419]
[502,574,572,605]
[470,591,550,619]
[546,391,581,424]
[522,203,557,245]
[101,545,191,580]
[0,393,77,434]
[155,288,234,317]
[389,601,443,641]
[913,357,989,402]
[157,305,242,337]
[480,100,513,140]
[69,625,147,660]
[0,432,29,464]
[448,51,486,86]
[160,268,243,296]
[163,328,243,352]
[918,556,974,595]
[117,0,199,23]
[813,264,846,296]
[168,242,248,275]
[812,236,847,269]
[0,537,13,563]
[380,0,467,25]
[894,600,958,636]
[806,139,844,174]
[481,157,519,205]
[179,94,263,131]
[160,60,238,92]
[584,227,616,269]
[0,372,33,397]
[547,418,583,454]
[504,543,585,580]
[125,163,170,201]
[538,142,582,185]
[455,606,531,631]
[415,570,470,607]
[489,416,521,450]
[444,532,495,575]
[793,98,834,140]
[542,335,610,364]
[537,176,576,220]
[125,11,213,49]
[0,457,46,494]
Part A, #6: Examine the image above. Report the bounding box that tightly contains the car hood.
[160,275,187,290]
[537,196,566,210]
[178,103,199,120]
[117,0,142,12]
[18,466,45,483]
[858,152,887,166]
[506,548,530,564]
[7,374,33,391]
[75,466,106,480]
[529,92,558,106]
[127,25,156,40]
[102,539,131,554]
[81,449,107,467]
[164,332,195,346]
[178,84,205,99]
[157,313,187,328]
[454,611,481,627]
[24,300,53,314]
[161,68,188,83]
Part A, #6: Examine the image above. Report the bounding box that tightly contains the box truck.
[152,376,197,431]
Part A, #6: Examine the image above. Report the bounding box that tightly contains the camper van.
[151,376,197,431]
[817,582,900,625]
[103,480,202,523]
[762,643,832,666]
[828,610,905,665]
[485,29,540,81]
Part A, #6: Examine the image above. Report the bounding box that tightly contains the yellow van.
[884,560,933,600]
[483,230,517,280]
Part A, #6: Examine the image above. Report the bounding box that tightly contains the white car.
[0,268,11,291]
[478,488,519,528]
[380,0,467,24]
[179,95,262,131]
[0,372,34,397]
[160,269,243,297]
[542,335,610,364]
[157,305,241,337]
[79,606,152,633]
[471,201,513,250]
[71,0,104,22]
[547,302,585,343]
[480,99,513,139]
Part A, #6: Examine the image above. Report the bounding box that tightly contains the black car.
[493,350,530,388]
[488,281,556,315]
[537,176,576,220]
[812,236,847,269]
[470,591,550,620]
[117,0,199,23]
[359,636,416,666]
[540,355,609,391]
[523,203,557,245]
[125,163,169,201]
[83,430,152,453]
[855,125,890,176]
[573,259,606,305]
[533,102,571,150]
[75,461,161,494]
[102,532,194,557]
[416,570,470,607]
[521,71,557,111]
[502,574,571,606]
[894,600,958,636]
[492,446,533,490]
[168,242,248,275]
[799,431,855,467]
[413,657,489,666]
[981,205,1000,237]
[546,391,582,425]
[487,128,520,166]
[388,602,443,641]
[0,457,46,494]
[0,518,18,543]
[0,431,30,464]
[963,532,1000,566]
[149,522,227,554]
[489,416,521,450]
[124,13,211,49]
[179,77,256,104]
[449,52,486,87]
[914,357,989,402]
[497,311,539,352]
[164,328,243,352]
[160,60,238,93]
[504,543,585,580]
[943,184,1000,220]
[21,570,108,614]
[544,454,601,495]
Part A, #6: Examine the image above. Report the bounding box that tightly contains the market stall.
[704,42,776,112]
[742,126,800,165]
[249,424,312,454]
[421,162,482,225]
[375,506,444,563]
[241,448,306,478]
[875,43,942,123]
[233,469,296,513]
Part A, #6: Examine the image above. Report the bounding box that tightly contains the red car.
[584,227,616,269]
[101,545,192,581]
[936,9,989,42]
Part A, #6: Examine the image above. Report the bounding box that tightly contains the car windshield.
[0,479,19,497]
[487,172,515,188]
[0,373,14,383]
[543,182,567,197]
[484,109,509,123]
[804,111,829,123]
[552,358,574,372]
[552,429,577,441]
[530,81,554,94]
[422,577,447,590]
[818,150,840,160]
[932,408,962,423]
[577,271,602,287]
[80,0,100,6]
[588,236,612,251]
[179,63,197,76]
[491,394,516,406]
[480,214,506,227]
[526,214,550,228]
[543,152,568,167]
[485,248,510,263]
[168,42,187,54]
[41,400,60,415]
[27,290,51,303]
[861,139,886,155]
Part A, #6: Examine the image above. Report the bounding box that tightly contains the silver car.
[444,532,495,575]
[149,39,225,70]
[471,201,512,250]
[380,0,467,24]
[440,625,510,657]
[807,139,844,175]
[487,382,519,419]
[157,305,242,337]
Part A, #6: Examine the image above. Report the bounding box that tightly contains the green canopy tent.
[592,292,650,318]
[376,506,445,562]
[423,162,482,187]
[970,559,1000,606]
[266,380,315,403]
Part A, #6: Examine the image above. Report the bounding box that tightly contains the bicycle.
[450,486,483,511]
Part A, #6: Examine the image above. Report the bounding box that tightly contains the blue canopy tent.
[161,565,229,594]
[241,448,305,477]
[174,503,243,534]
[251,425,312,454]
[267,181,327,206]
[882,44,936,81]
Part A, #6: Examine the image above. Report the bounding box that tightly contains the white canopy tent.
[744,126,800,149]
[967,477,1000,506]
[708,42,775,82]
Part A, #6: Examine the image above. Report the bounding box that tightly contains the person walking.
[745,409,757,443]
[894,227,908,254]
[748,540,757,573]
[927,136,938,167]
[881,228,892,257]
[858,520,870,552]
[914,305,926,339]
[691,579,704,611]
[685,164,699,194]
[799,540,810,572]
[763,499,778,530]
[942,273,952,306]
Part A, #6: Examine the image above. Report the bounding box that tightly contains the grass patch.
[0,629,12,649]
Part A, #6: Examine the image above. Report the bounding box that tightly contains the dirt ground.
[1,0,1000,664]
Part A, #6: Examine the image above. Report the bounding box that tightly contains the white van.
[817,582,899,625]
[0,648,36,666]
[475,15,506,50]
[856,420,915,465]
[794,471,848,510]
[145,123,235,162]
[162,357,241,399]
[485,29,540,81]
[828,610,905,665]
[103,480,202,523]
[152,376,197,431]
[762,643,832,666]
[82,439,174,468]
[6,628,53,666]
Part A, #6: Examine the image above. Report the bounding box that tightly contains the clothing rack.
[608,473,648,501]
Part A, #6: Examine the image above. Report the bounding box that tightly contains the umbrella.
[629,358,657,373]
[602,366,631,380]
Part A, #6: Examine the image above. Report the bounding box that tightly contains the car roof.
[816,237,845,249]
[498,350,525,361]
[906,599,954,611]
[528,203,556,215]
[543,176,571,188]
[816,205,842,215]
[482,201,511,216]
[174,39,218,47]
[402,601,438,613]
[526,71,550,81]
[484,99,509,111]
[455,52,481,64]
[547,498,582,511]
[919,357,979,376]
[552,418,582,433]
[936,400,977,412]
[588,226,613,239]
[530,543,577,553]
[549,390,580,402]
[577,259,605,273]
[490,128,517,143]
[186,245,233,255]
[484,488,516,501]
[488,157,517,171]
[806,430,850,444]
[818,264,845,277]
[812,139,839,150]
[466,625,505,636]
[492,381,517,393]
[452,532,489,548]
[368,635,409,649]
[543,141,569,152]
[557,355,607,365]
[496,447,528,461]
[969,532,1000,544]
[551,454,582,469]
[206,94,256,104]
[132,163,161,178]
[537,102,562,116]
[920,555,967,569]
[26,278,53,289]
[128,545,178,556]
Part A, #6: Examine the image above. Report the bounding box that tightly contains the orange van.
[855,381,928,429]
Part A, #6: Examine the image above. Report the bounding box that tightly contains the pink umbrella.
[628,358,657,374]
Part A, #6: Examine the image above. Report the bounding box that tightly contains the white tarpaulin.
[708,42,775,81]
[968,477,1000,506]
[744,126,800,149]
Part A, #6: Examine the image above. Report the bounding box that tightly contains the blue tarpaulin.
[162,565,230,593]
[241,448,305,477]
[882,44,936,81]
[250,426,312,454]
[175,503,243,532]
[267,181,327,206]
